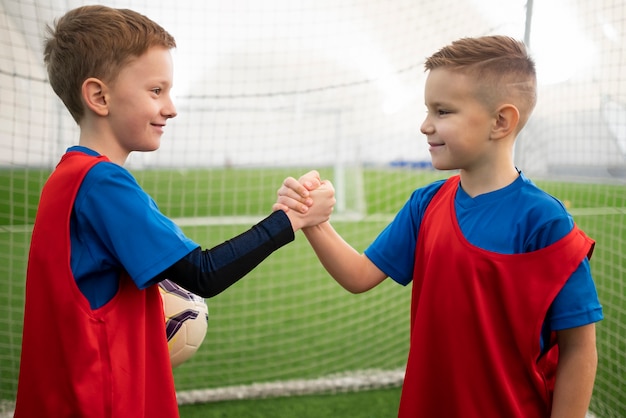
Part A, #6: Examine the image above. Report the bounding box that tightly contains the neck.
[458,165,519,198]
[78,122,129,166]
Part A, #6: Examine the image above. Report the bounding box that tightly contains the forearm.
[159,211,294,297]
[302,222,384,293]
[551,325,598,418]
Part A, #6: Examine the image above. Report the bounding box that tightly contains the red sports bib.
[15,152,179,418]
[399,175,594,418]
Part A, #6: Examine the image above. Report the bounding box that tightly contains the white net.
[1,0,624,416]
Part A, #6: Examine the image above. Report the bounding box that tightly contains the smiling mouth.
[151,124,166,135]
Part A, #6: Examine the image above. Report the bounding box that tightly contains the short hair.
[425,36,537,130]
[43,5,176,124]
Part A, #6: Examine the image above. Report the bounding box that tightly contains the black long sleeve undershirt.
[155,210,294,298]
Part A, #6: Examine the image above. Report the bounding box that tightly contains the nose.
[420,115,433,135]
[163,98,177,119]
[165,107,177,119]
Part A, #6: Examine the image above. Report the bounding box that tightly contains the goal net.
[1,0,624,416]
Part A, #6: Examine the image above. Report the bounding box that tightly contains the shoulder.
[407,178,448,209]
[74,159,147,212]
[390,178,449,227]
[514,173,575,249]
[81,160,140,193]
[515,173,572,222]
[85,159,135,179]
[381,178,449,237]
[63,146,139,191]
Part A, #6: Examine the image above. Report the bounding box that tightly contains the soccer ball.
[158,279,209,368]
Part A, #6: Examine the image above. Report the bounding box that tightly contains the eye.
[437,109,451,116]
[151,87,162,95]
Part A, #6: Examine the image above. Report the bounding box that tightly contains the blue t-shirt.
[365,172,603,346]
[68,146,199,309]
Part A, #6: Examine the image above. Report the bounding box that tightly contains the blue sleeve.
[550,258,603,330]
[74,162,199,289]
[523,209,603,329]
[364,180,445,285]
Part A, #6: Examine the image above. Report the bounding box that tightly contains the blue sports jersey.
[365,172,603,343]
[68,147,199,309]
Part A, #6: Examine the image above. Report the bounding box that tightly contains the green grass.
[0,167,624,417]
[178,387,402,418]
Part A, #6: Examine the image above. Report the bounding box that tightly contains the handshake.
[273,170,335,232]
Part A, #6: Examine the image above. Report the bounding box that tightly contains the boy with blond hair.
[278,36,602,417]
[15,5,333,417]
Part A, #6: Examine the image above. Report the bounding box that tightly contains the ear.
[81,77,109,117]
[491,104,519,140]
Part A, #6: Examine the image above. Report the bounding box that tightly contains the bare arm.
[551,323,598,418]
[276,172,387,293]
[301,221,387,293]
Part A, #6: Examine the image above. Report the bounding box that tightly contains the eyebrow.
[424,101,453,108]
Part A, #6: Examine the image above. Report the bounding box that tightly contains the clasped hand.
[273,170,335,232]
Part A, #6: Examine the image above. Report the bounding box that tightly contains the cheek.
[434,120,456,138]
[112,112,147,143]
[466,114,493,134]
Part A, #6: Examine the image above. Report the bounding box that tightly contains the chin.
[141,143,161,152]
[430,160,451,171]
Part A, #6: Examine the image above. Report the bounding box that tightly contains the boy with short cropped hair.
[15,5,334,417]
[278,36,602,417]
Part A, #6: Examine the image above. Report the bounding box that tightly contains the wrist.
[284,209,303,232]
[302,222,327,236]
